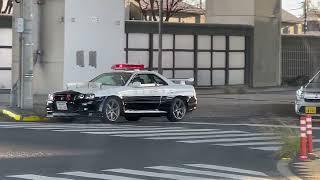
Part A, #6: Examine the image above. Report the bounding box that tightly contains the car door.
[124,73,163,111]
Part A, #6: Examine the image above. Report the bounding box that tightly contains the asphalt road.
[0,93,319,180]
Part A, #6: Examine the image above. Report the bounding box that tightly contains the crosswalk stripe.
[249,146,281,151]
[313,139,320,143]
[60,171,145,180]
[7,174,72,180]
[28,125,169,130]
[104,169,215,180]
[82,129,216,135]
[185,164,268,176]
[0,124,161,129]
[145,133,275,140]
[54,127,184,132]
[148,166,270,180]
[179,136,281,143]
[114,130,245,138]
[214,141,283,146]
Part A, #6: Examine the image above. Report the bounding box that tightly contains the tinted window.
[91,73,132,86]
[131,74,168,85]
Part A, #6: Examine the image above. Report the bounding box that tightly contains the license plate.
[305,106,316,114]
[56,101,68,111]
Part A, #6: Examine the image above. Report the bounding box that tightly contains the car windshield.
[306,71,320,89]
[90,73,132,86]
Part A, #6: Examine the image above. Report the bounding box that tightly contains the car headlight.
[296,88,304,99]
[85,94,95,100]
[78,94,85,99]
[48,94,54,101]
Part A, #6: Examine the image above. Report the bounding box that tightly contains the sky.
[186,0,319,18]
[283,0,304,17]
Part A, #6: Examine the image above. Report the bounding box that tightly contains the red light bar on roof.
[111,64,145,70]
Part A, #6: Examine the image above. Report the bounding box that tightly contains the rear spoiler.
[170,78,194,85]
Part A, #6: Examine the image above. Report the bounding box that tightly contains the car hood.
[65,82,123,95]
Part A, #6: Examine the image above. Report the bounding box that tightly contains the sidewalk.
[291,150,320,180]
[0,86,297,122]
[196,86,298,95]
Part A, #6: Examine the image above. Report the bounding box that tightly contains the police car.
[47,64,197,123]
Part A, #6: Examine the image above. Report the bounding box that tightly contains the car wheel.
[167,98,187,122]
[125,115,141,122]
[101,97,122,123]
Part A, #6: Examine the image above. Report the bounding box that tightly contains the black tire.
[125,115,141,122]
[167,98,187,122]
[101,97,122,123]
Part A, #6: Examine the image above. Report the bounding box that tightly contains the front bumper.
[295,98,320,116]
[46,99,103,118]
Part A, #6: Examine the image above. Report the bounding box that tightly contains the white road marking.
[185,164,268,177]
[313,139,320,143]
[215,141,283,146]
[168,122,320,130]
[54,127,184,132]
[114,130,245,138]
[82,129,216,135]
[249,146,281,151]
[180,136,281,143]
[104,169,215,180]
[60,171,145,180]
[7,174,72,180]
[145,133,275,140]
[148,166,270,180]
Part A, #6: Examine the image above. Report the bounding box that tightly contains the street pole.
[304,0,308,34]
[158,0,163,74]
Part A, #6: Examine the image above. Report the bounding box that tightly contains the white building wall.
[63,0,125,86]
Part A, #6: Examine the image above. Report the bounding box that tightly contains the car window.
[91,73,132,86]
[131,74,154,84]
[311,73,320,83]
[130,74,167,85]
[151,75,168,85]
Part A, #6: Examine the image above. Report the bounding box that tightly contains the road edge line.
[277,160,302,180]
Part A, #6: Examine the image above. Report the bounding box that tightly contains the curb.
[277,160,302,180]
[1,109,48,122]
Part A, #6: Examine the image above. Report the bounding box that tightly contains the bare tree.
[135,0,187,22]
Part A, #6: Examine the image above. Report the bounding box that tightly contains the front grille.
[304,99,320,103]
[54,94,76,101]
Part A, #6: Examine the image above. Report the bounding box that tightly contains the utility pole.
[304,0,308,34]
[158,0,163,74]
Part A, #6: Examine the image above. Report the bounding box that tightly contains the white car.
[295,70,320,116]
[47,64,197,123]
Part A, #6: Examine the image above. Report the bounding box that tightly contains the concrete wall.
[64,0,125,86]
[253,0,281,87]
[33,0,65,95]
[206,0,281,87]
[206,0,255,25]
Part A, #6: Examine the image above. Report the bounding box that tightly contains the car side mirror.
[132,82,142,88]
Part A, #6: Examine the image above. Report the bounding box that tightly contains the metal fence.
[282,35,320,84]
